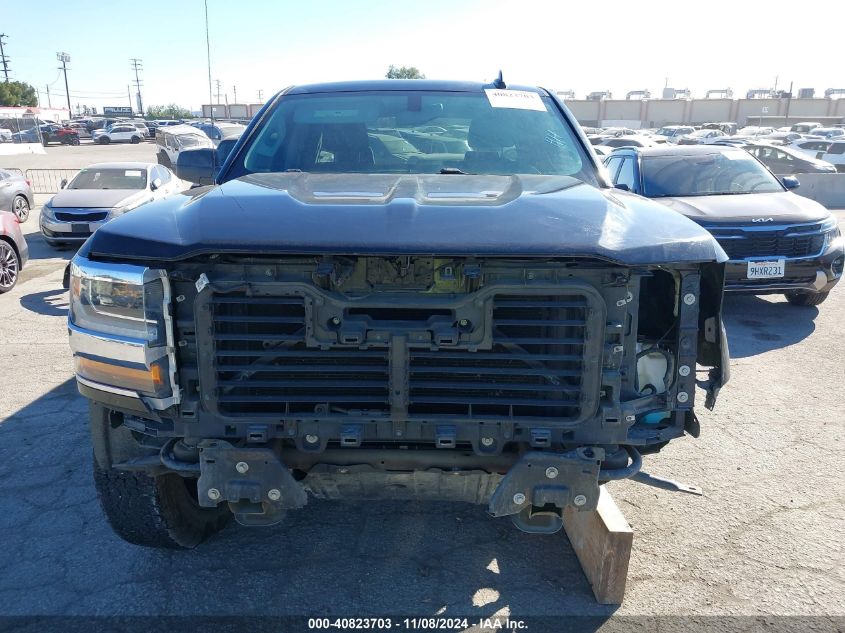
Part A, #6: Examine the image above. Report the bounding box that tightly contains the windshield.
[234,90,595,182]
[68,168,147,190]
[641,150,784,197]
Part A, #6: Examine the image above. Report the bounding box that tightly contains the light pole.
[130,58,144,117]
[57,52,71,113]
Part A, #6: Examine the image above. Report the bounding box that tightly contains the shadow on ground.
[722,294,818,359]
[19,288,68,316]
[0,379,615,622]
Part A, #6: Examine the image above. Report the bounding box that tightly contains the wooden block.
[562,486,633,604]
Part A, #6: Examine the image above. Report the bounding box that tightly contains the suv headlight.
[68,257,177,401]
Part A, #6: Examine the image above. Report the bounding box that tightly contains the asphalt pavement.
[0,144,842,627]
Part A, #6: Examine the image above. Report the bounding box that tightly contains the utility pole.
[0,34,10,82]
[127,85,133,114]
[130,58,144,117]
[45,84,52,108]
[233,85,237,103]
[215,79,222,104]
[57,52,71,113]
[257,89,263,102]
[204,0,214,124]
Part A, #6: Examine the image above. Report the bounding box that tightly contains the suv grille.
[205,290,597,422]
[708,223,827,259]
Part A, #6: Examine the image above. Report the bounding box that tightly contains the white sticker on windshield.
[485,89,546,111]
[125,170,143,177]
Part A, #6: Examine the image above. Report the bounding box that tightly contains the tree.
[145,104,193,120]
[0,81,38,107]
[386,65,425,79]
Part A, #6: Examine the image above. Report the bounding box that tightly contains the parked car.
[155,124,215,168]
[736,126,775,137]
[785,139,831,159]
[0,170,35,222]
[790,121,823,134]
[758,131,803,144]
[0,128,13,142]
[740,143,837,174]
[194,122,246,146]
[0,210,28,293]
[39,162,189,246]
[676,129,728,145]
[144,120,160,137]
[599,135,656,148]
[66,122,93,139]
[818,140,845,172]
[808,127,845,140]
[155,120,183,127]
[92,124,145,144]
[41,124,81,146]
[604,145,843,305]
[652,125,694,144]
[70,79,729,548]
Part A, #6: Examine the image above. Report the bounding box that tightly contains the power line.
[0,34,11,81]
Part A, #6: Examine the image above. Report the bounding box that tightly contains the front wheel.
[0,239,20,293]
[130,136,140,144]
[785,290,829,306]
[12,195,30,223]
[89,403,231,548]
[99,136,110,145]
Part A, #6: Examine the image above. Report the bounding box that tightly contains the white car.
[155,124,215,168]
[92,124,145,145]
[785,139,832,159]
[652,125,695,144]
[819,140,845,172]
[676,129,728,145]
[39,162,190,246]
[808,127,845,140]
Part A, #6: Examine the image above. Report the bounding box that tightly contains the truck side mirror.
[175,148,217,186]
[150,177,163,191]
[780,175,800,190]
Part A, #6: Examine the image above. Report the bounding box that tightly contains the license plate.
[747,259,785,279]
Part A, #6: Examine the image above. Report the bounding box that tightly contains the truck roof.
[285,79,546,95]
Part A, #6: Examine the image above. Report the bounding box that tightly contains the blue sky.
[3,0,840,113]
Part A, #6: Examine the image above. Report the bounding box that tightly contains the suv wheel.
[89,403,231,548]
[12,195,30,223]
[99,136,110,145]
[785,290,829,306]
[0,239,20,293]
[130,136,140,144]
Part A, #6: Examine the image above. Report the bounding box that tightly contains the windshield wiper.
[439,167,471,175]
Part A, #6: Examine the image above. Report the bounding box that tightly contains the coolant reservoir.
[636,344,668,395]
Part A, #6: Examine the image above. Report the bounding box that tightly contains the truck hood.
[653,191,830,225]
[50,188,146,209]
[82,173,726,265]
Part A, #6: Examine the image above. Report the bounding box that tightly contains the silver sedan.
[0,169,35,223]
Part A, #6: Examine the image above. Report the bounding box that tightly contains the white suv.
[819,140,845,172]
[92,124,145,145]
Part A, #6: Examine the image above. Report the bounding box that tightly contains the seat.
[316,123,375,171]
[463,113,516,174]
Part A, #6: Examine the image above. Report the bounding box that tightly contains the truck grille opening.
[206,290,596,421]
[408,294,588,421]
[211,296,390,415]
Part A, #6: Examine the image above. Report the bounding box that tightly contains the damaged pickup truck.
[68,79,729,548]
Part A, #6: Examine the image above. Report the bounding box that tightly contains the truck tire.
[89,403,231,548]
[785,291,829,307]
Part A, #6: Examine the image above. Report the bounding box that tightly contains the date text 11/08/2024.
[307,617,529,630]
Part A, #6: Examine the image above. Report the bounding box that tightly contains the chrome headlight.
[108,197,148,219]
[68,257,178,403]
